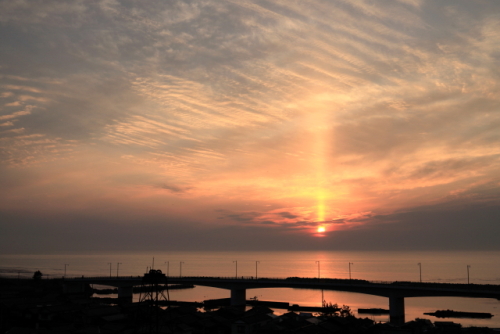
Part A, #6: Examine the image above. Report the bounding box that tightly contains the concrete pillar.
[63,282,86,294]
[230,288,246,306]
[118,286,133,302]
[389,296,405,325]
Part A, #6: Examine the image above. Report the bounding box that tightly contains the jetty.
[424,310,493,319]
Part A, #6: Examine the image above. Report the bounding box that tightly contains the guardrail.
[63,275,500,288]
[6,275,500,296]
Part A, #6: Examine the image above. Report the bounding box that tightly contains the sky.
[1,0,500,253]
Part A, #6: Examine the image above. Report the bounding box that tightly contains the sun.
[317,226,326,233]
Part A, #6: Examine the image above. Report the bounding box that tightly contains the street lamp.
[349,262,354,280]
[108,263,112,277]
[467,265,471,284]
[180,261,184,278]
[255,261,260,279]
[64,264,69,277]
[165,261,169,277]
[418,263,422,283]
[117,262,122,277]
[315,261,320,279]
[233,261,238,278]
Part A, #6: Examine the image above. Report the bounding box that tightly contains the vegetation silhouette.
[33,270,42,281]
[321,301,353,318]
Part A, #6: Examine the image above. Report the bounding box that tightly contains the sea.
[1,250,500,328]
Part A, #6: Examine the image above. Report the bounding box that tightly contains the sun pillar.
[317,191,325,222]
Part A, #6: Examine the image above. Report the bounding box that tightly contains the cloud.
[278,211,299,219]
[214,208,370,233]
[1,127,25,134]
[0,132,79,166]
[1,92,14,98]
[159,184,191,193]
[0,108,33,121]
[3,85,42,93]
[0,0,499,252]
[218,211,262,223]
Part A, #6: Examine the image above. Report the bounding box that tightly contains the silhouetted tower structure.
[139,269,170,333]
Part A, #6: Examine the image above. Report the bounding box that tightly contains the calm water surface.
[2,250,500,327]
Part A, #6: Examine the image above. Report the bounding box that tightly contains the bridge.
[65,276,500,325]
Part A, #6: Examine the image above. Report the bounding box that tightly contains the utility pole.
[233,261,238,278]
[117,262,122,277]
[467,265,471,284]
[315,261,320,279]
[255,261,260,279]
[418,263,422,282]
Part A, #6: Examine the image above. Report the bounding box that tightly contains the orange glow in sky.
[1,0,500,253]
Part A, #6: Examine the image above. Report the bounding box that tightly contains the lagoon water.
[2,250,500,327]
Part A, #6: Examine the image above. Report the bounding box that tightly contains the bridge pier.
[230,288,246,307]
[389,296,405,325]
[63,282,86,294]
[118,286,133,303]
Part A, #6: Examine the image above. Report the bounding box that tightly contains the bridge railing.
[66,276,142,280]
[59,275,500,292]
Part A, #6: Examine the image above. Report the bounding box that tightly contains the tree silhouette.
[340,304,353,317]
[33,270,42,280]
[321,301,353,318]
[321,301,340,317]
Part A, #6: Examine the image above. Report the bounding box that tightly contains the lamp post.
[418,263,422,282]
[349,262,354,280]
[255,261,260,279]
[64,264,69,277]
[180,261,184,278]
[315,261,323,304]
[108,263,112,277]
[233,261,238,278]
[117,262,122,277]
[165,261,169,277]
[467,265,471,284]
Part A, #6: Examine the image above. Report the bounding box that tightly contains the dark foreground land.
[0,278,496,334]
